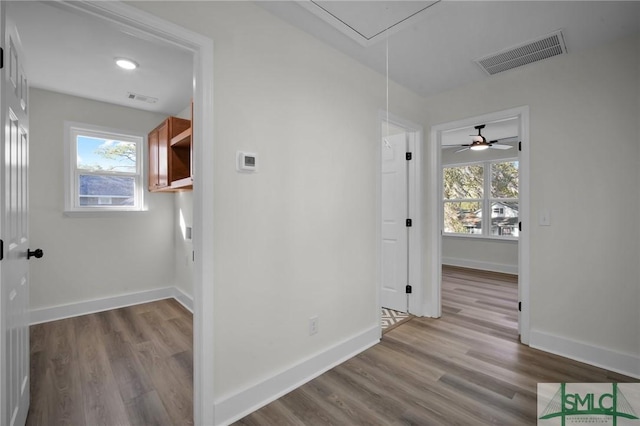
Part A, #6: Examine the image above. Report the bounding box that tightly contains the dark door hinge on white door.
[519,141,522,151]
[519,222,522,232]
[406,219,412,227]
[0,47,3,69]
[406,285,412,294]
[406,152,412,161]
[0,239,3,261]
[518,301,522,312]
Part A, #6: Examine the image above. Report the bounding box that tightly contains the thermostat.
[237,151,258,172]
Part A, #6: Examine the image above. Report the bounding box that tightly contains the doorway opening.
[378,114,424,323]
[429,107,530,343]
[5,2,215,424]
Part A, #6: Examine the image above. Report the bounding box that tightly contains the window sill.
[443,233,518,243]
[63,209,147,218]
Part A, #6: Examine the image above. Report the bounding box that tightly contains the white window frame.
[64,121,145,214]
[443,158,519,240]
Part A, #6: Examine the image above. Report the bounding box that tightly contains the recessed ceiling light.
[115,58,138,70]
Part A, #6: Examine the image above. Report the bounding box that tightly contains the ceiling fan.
[454,124,515,153]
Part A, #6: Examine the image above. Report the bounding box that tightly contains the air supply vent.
[127,92,158,104]
[475,30,567,75]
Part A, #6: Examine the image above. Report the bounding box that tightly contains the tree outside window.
[65,123,144,212]
[443,160,518,238]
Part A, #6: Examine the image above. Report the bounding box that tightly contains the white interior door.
[381,133,408,312]
[1,11,31,426]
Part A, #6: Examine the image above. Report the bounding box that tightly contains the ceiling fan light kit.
[470,142,490,151]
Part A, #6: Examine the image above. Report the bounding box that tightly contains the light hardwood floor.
[235,266,636,425]
[26,298,193,426]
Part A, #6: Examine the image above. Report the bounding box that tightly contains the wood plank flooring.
[235,266,637,425]
[26,298,193,426]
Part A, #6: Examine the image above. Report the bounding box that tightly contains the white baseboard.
[442,256,518,275]
[172,287,194,313]
[29,286,193,325]
[214,325,381,426]
[530,329,640,379]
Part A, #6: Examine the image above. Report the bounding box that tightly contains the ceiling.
[261,1,640,98]
[7,1,193,116]
[6,1,640,116]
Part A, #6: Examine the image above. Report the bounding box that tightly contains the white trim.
[29,286,194,325]
[214,326,380,426]
[430,106,530,338]
[378,112,424,317]
[442,257,518,275]
[530,330,640,379]
[56,2,215,424]
[30,287,174,325]
[517,107,530,344]
[173,286,194,313]
[443,234,518,243]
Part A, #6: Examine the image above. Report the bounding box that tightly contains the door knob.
[27,248,43,259]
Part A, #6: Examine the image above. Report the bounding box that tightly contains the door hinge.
[518,141,522,151]
[518,222,522,232]
[518,301,522,312]
[0,239,3,261]
[406,152,412,161]
[406,285,412,294]
[406,219,412,227]
[0,47,3,70]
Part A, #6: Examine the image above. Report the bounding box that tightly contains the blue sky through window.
[76,135,136,172]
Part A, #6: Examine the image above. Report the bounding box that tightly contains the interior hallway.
[235,266,635,424]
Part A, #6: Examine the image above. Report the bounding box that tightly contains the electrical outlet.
[539,209,551,226]
[309,316,319,336]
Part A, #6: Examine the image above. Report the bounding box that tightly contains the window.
[65,122,144,212]
[443,160,519,238]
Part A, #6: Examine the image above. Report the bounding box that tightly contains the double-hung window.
[443,160,519,238]
[65,122,144,212]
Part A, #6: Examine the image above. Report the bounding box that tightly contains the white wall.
[29,88,176,315]
[422,34,640,375]
[174,104,194,302]
[442,237,518,274]
[174,191,193,299]
[131,1,429,421]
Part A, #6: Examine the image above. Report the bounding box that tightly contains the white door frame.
[378,112,424,317]
[58,2,215,423]
[429,106,530,343]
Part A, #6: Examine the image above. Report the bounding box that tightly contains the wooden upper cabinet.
[148,126,161,191]
[148,115,192,192]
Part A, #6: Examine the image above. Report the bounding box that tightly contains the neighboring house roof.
[492,201,519,212]
[79,175,132,197]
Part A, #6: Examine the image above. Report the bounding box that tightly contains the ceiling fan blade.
[489,144,513,150]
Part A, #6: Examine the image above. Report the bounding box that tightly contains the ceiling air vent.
[127,92,158,104]
[475,30,567,75]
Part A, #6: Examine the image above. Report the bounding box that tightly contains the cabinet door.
[157,120,170,188]
[148,128,160,190]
